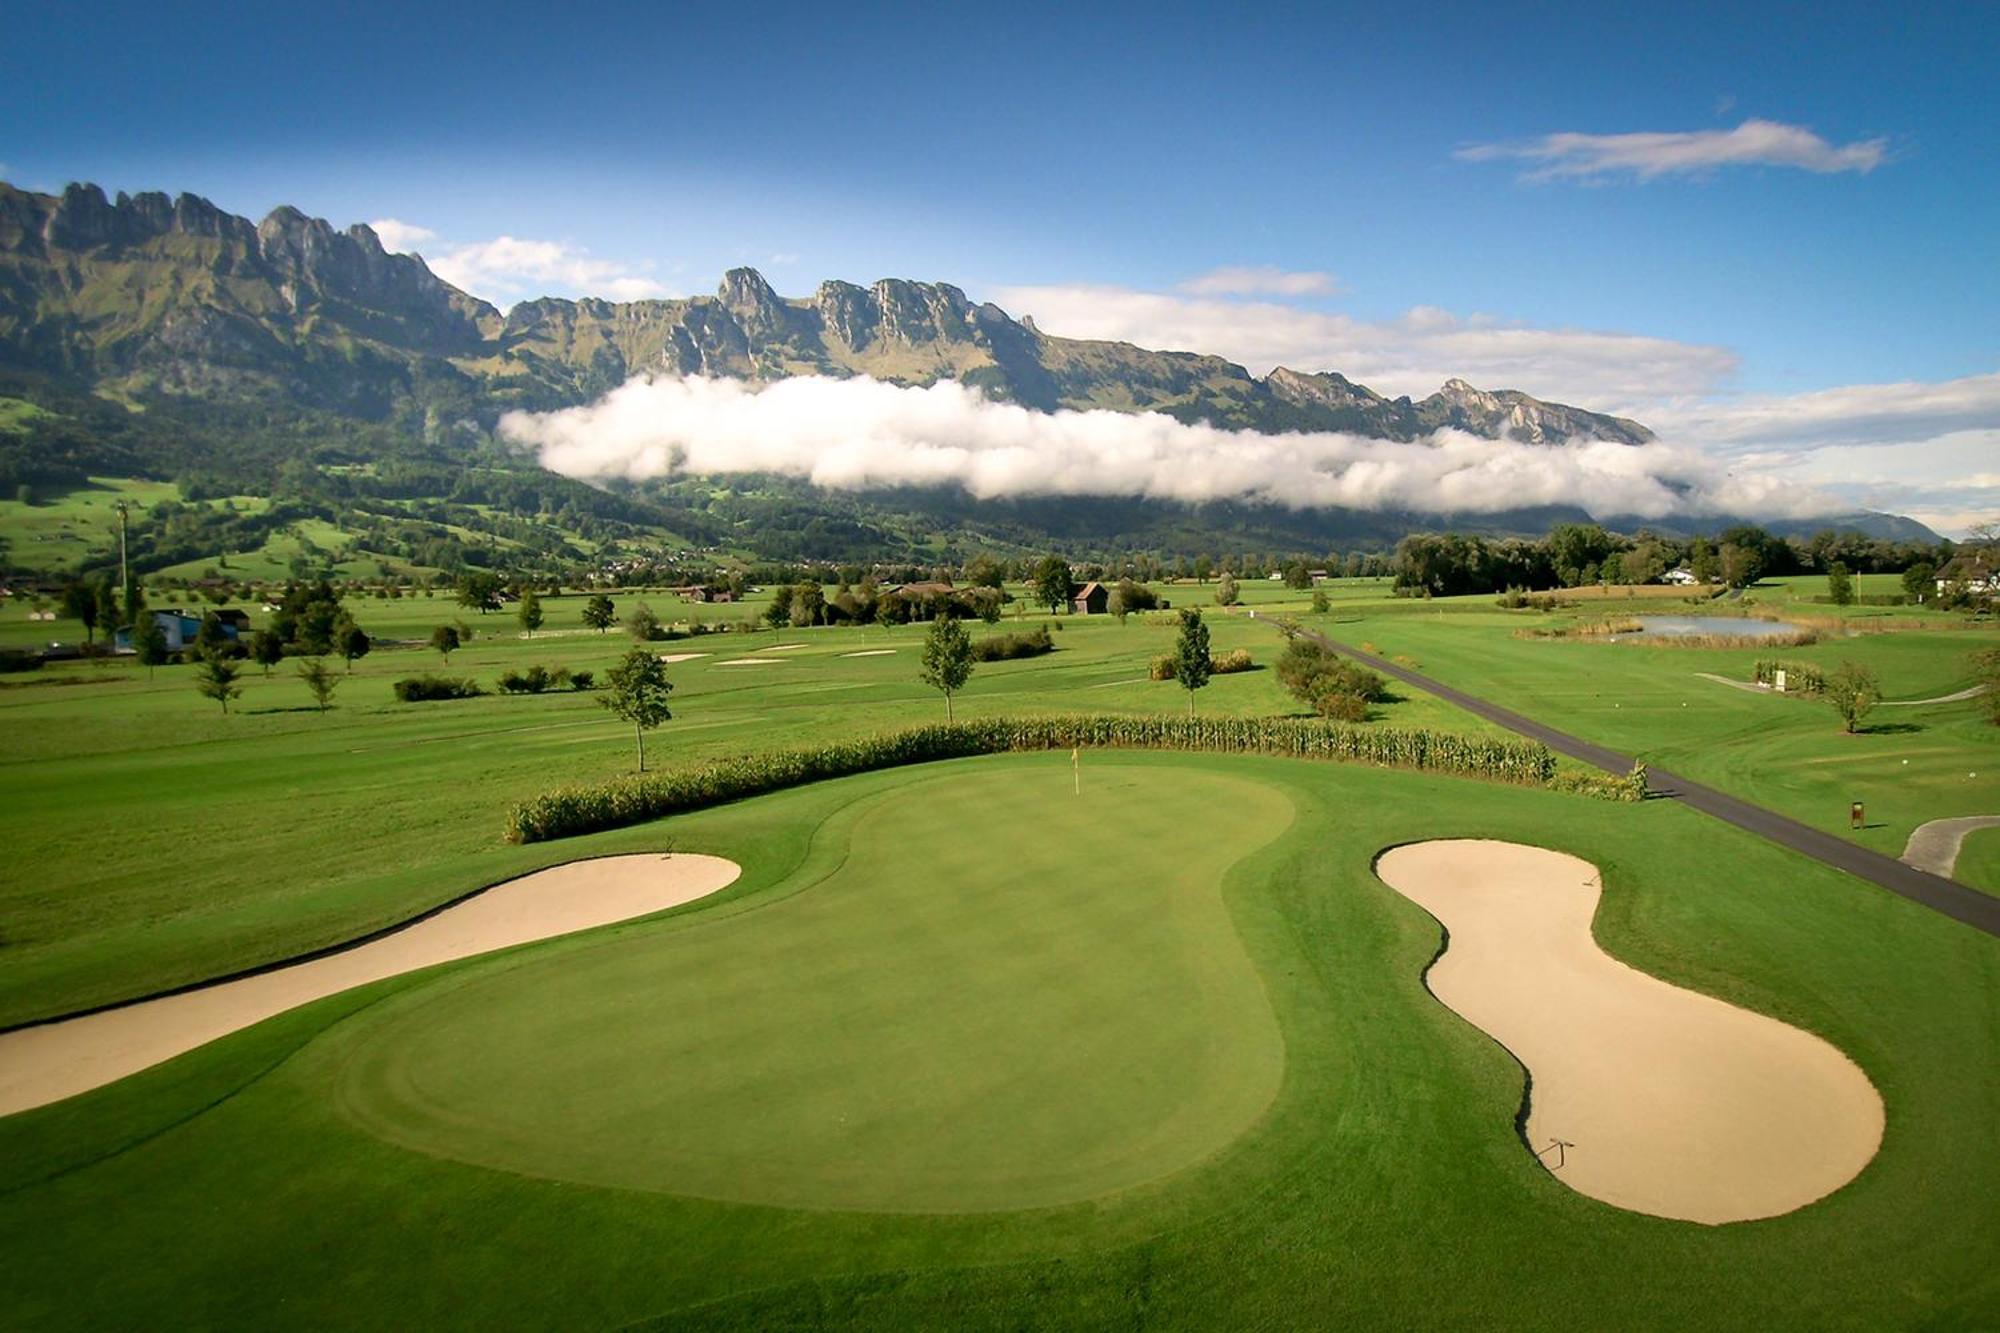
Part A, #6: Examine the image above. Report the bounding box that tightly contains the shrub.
[971,625,1054,662]
[505,715,1563,843]
[498,665,559,694]
[394,675,485,702]
[1752,659,1825,694]
[1276,637,1386,713]
[569,669,595,691]
[1210,648,1255,674]
[1549,763,1648,802]
[1149,654,1178,681]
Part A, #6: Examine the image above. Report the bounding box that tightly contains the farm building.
[1936,555,1997,594]
[1662,567,1700,586]
[113,608,244,654]
[1072,582,1109,615]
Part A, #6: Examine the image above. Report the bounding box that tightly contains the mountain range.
[0,181,1934,564]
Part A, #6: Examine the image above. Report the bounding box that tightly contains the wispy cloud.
[424,236,670,306]
[367,218,437,253]
[1456,119,1889,182]
[1178,266,1340,298]
[1651,370,2000,450]
[990,281,1736,409]
[768,251,801,266]
[501,372,1833,522]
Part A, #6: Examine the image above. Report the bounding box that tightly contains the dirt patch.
[1376,839,1882,1224]
[0,853,741,1118]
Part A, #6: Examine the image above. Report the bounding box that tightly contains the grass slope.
[0,752,1994,1327]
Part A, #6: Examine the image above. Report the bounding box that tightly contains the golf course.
[1,578,1996,1328]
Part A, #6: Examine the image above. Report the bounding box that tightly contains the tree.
[1283,561,1312,590]
[430,624,460,661]
[1826,561,1855,607]
[133,613,169,680]
[1310,588,1331,614]
[964,554,1005,588]
[582,594,617,633]
[1193,554,1213,584]
[1900,562,1934,605]
[600,646,675,772]
[763,587,794,629]
[1032,556,1073,614]
[61,580,101,646]
[627,601,661,641]
[250,628,285,676]
[195,611,233,661]
[336,619,371,673]
[1825,661,1881,734]
[1173,609,1212,715]
[1214,572,1239,606]
[919,613,974,721]
[518,588,544,634]
[790,582,825,628]
[456,571,503,613]
[297,658,340,712]
[193,654,242,713]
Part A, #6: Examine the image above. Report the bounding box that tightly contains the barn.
[1072,581,1109,615]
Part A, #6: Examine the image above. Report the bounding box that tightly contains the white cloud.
[1179,266,1340,298]
[501,372,1834,522]
[990,281,1737,409]
[367,218,437,254]
[424,235,670,306]
[1456,119,1889,182]
[768,251,801,266]
[1649,371,2000,449]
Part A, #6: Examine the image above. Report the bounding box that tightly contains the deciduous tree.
[297,658,340,712]
[600,646,675,772]
[194,654,242,713]
[582,594,617,633]
[1825,661,1880,734]
[919,613,974,721]
[1173,609,1212,715]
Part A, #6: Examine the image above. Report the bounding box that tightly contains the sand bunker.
[715,658,781,666]
[760,643,808,651]
[1376,839,1882,1224]
[656,652,710,664]
[0,854,740,1118]
[840,649,896,657]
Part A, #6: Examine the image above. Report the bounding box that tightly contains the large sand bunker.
[0,853,740,1118]
[1376,840,1883,1224]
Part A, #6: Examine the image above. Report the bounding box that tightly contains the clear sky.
[5,1,1996,531]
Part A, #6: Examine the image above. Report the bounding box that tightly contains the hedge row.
[1752,659,1826,694]
[505,714,1563,843]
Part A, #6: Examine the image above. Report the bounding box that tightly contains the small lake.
[1615,616,1802,641]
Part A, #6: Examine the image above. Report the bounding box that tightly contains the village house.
[114,608,245,653]
[1662,567,1701,586]
[1935,555,1997,594]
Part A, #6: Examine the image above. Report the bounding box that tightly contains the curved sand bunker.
[1376,840,1883,1224]
[0,853,741,1118]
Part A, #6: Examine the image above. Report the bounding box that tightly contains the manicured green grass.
[1,752,1995,1327]
[338,763,1293,1212]
[1957,825,2000,896]
[0,599,1499,1026]
[1300,596,2000,858]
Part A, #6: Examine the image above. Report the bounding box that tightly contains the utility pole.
[116,500,130,611]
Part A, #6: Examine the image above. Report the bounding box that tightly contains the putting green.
[333,762,1295,1212]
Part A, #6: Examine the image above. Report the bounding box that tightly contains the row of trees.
[1393,523,1959,598]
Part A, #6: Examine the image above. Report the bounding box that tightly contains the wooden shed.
[1072,581,1108,615]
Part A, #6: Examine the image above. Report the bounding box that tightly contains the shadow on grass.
[243,705,328,716]
[1858,722,1924,736]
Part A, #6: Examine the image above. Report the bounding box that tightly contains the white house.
[1935,555,1997,594]
[1662,567,1700,586]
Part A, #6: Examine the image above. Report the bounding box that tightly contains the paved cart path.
[1291,625,2000,939]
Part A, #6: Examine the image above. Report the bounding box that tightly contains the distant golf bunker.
[656,652,710,664]
[1375,839,1882,1224]
[715,658,782,666]
[841,649,896,657]
[0,854,742,1118]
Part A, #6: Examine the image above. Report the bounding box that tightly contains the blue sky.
[6,1,1997,529]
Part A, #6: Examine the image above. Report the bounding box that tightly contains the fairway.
[334,763,1294,1211]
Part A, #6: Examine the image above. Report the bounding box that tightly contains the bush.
[569,670,595,691]
[505,714,1563,843]
[1752,659,1825,694]
[1210,648,1255,674]
[393,675,485,702]
[1149,654,1179,681]
[498,664,571,694]
[1549,763,1648,802]
[971,625,1054,662]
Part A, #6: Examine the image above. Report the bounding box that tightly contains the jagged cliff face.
[0,182,1654,445]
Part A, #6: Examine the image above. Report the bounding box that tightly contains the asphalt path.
[1297,624,2000,939]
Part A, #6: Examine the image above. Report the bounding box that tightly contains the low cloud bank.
[501,373,1833,522]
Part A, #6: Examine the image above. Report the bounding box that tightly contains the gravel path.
[1900,816,2000,879]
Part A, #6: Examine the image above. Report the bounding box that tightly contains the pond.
[1614,616,1804,641]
